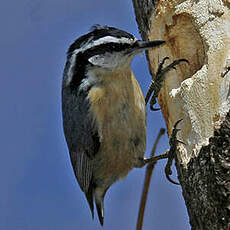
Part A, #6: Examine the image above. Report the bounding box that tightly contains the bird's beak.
[136,40,165,50]
[127,40,165,55]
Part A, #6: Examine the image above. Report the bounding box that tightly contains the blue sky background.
[0,1,190,229]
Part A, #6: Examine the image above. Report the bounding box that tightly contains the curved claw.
[165,160,180,185]
[149,94,160,111]
[156,56,170,79]
[161,59,189,76]
[150,104,161,111]
[165,163,180,185]
[158,57,170,69]
[170,119,183,144]
[166,173,180,185]
[170,58,189,66]
[177,139,186,145]
[174,118,183,128]
[177,58,189,64]
[161,56,170,64]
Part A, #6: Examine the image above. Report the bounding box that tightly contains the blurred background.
[0,1,190,229]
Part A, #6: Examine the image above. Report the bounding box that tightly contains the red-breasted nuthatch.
[62,25,165,225]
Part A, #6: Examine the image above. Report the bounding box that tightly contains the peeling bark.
[132,0,230,229]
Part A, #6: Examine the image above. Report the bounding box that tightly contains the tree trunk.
[132,0,230,229]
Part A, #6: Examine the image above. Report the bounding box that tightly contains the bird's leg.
[145,57,169,110]
[140,119,184,185]
[145,57,189,111]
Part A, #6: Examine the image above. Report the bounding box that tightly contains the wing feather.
[62,87,100,193]
[71,151,93,192]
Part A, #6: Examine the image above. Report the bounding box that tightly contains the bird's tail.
[94,186,108,226]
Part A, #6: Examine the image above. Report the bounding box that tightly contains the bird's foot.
[141,119,184,185]
[145,57,189,110]
[164,118,185,185]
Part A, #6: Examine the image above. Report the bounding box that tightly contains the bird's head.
[64,25,165,89]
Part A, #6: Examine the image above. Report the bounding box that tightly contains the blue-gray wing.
[62,87,100,193]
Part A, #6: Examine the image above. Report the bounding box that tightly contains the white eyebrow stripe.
[66,36,137,86]
[74,36,137,56]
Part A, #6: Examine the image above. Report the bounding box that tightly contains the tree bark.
[132,0,230,229]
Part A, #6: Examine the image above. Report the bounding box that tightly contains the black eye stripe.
[82,42,133,58]
[67,42,134,91]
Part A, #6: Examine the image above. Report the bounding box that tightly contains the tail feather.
[95,187,109,226]
[95,197,104,226]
